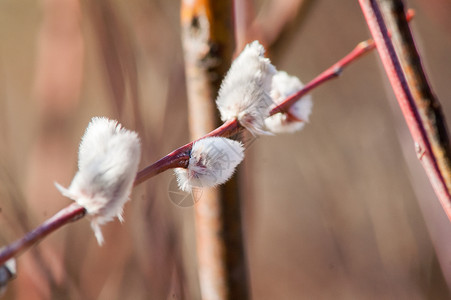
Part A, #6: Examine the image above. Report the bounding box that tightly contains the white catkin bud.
[0,258,16,297]
[55,117,141,245]
[265,71,313,133]
[216,41,276,135]
[174,137,244,192]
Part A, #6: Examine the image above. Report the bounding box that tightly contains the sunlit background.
[1,0,451,299]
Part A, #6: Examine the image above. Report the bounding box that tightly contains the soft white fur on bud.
[216,41,276,135]
[175,137,244,192]
[55,117,141,245]
[265,71,313,133]
[0,258,16,297]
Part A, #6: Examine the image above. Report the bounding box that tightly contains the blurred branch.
[181,0,250,299]
[234,0,256,51]
[86,0,142,128]
[252,0,313,48]
[358,0,451,220]
[234,0,315,54]
[86,1,127,117]
[22,0,85,297]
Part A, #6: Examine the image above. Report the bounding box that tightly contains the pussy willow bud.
[55,117,141,245]
[175,137,244,192]
[265,71,313,133]
[216,41,276,135]
[0,258,16,297]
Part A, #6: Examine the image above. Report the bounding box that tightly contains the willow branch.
[0,204,86,266]
[379,0,451,200]
[0,31,385,267]
[269,39,374,116]
[270,9,414,116]
[134,119,240,186]
[358,0,451,220]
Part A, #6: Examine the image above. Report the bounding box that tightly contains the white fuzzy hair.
[265,71,313,133]
[175,137,244,192]
[216,41,276,135]
[55,117,141,245]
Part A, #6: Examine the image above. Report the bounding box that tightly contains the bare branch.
[358,0,451,220]
[0,204,85,266]
[0,27,394,273]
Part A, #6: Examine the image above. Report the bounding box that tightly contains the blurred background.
[1,0,451,299]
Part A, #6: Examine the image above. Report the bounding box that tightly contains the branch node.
[415,142,425,160]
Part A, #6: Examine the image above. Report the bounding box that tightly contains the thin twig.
[134,119,240,186]
[0,204,86,266]
[270,8,414,116]
[358,0,451,220]
[269,39,375,116]
[0,31,386,268]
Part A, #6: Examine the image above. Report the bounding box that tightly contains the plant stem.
[269,9,414,116]
[0,27,390,270]
[269,39,375,116]
[358,0,451,220]
[0,204,86,266]
[378,0,451,202]
[134,118,240,186]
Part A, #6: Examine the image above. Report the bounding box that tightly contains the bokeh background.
[1,0,451,299]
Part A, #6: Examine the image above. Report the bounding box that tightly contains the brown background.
[1,0,451,299]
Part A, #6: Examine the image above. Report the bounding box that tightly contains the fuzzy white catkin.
[174,137,245,192]
[55,117,141,245]
[265,71,313,133]
[216,41,276,135]
[0,258,16,297]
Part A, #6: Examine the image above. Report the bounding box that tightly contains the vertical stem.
[181,1,249,299]
[358,0,451,219]
[234,0,256,51]
[378,0,451,288]
[378,0,451,197]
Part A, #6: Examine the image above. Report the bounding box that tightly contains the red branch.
[358,0,451,220]
[270,8,414,116]
[0,204,86,265]
[269,40,375,116]
[134,118,241,185]
[0,32,386,266]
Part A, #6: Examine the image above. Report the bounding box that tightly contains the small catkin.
[175,137,245,192]
[216,41,276,135]
[55,117,141,245]
[0,258,16,297]
[265,71,313,133]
